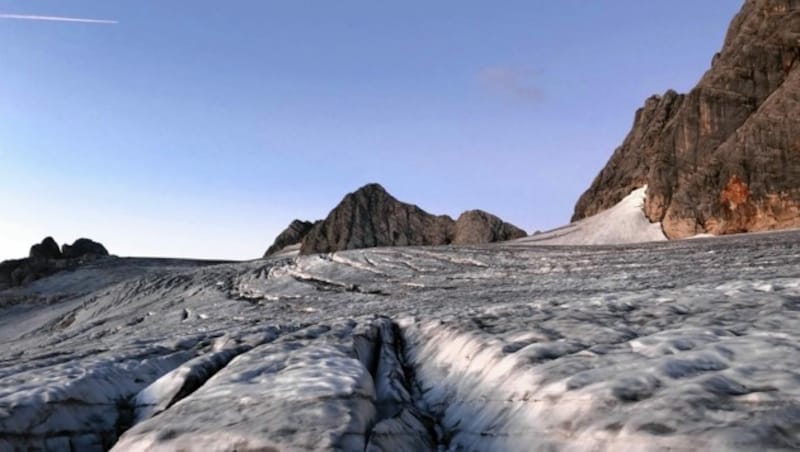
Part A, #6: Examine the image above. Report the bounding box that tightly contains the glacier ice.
[2,231,800,450]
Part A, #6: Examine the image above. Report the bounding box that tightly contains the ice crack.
[356,318,443,451]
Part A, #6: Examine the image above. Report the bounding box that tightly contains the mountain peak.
[352,183,389,195]
[299,184,451,254]
[263,183,527,256]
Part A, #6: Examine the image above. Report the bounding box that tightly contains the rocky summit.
[265,183,527,256]
[299,184,457,254]
[574,0,800,238]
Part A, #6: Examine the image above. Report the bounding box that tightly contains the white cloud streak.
[0,14,117,24]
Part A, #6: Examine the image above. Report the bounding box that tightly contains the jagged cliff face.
[574,0,800,238]
[572,91,685,221]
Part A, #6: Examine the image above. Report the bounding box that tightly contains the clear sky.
[0,1,743,260]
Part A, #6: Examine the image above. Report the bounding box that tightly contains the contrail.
[0,14,117,24]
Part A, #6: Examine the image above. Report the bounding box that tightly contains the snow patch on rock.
[519,187,667,246]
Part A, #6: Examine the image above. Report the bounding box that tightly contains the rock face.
[286,183,526,255]
[29,237,63,260]
[452,210,527,245]
[0,237,109,289]
[572,91,685,221]
[573,0,800,239]
[300,184,456,254]
[263,220,317,257]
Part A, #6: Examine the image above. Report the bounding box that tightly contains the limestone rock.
[452,210,527,245]
[300,184,454,254]
[264,220,317,257]
[572,91,684,221]
[573,0,800,238]
[272,184,526,255]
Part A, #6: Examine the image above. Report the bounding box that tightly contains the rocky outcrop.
[0,237,110,290]
[29,237,63,260]
[0,258,69,289]
[452,210,527,245]
[573,0,800,239]
[273,183,526,255]
[62,238,109,259]
[263,220,318,257]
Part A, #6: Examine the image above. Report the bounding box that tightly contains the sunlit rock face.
[574,0,800,238]
[3,230,800,451]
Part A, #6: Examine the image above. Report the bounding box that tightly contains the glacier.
[2,231,800,451]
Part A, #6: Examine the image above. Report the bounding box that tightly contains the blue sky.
[0,1,743,260]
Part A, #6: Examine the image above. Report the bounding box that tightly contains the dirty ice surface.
[519,187,667,246]
[2,231,800,451]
